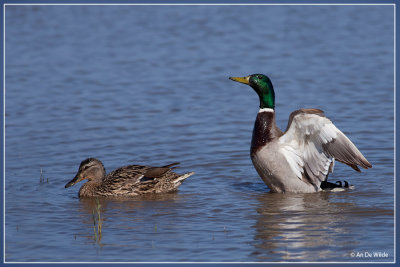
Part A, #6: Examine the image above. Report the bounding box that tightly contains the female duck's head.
[65,158,105,188]
[229,74,275,109]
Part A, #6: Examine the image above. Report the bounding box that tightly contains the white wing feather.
[278,110,370,186]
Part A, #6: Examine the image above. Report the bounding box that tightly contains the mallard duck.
[65,158,194,197]
[229,74,372,193]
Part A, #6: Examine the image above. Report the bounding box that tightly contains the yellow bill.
[229,76,250,85]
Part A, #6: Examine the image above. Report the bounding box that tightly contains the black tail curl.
[321,180,350,190]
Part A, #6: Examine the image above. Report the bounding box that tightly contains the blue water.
[4,4,394,262]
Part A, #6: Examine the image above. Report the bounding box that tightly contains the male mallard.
[65,158,194,197]
[229,74,372,193]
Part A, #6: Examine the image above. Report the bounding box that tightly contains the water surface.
[4,4,394,262]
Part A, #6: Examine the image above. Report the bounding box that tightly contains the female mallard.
[65,158,194,197]
[229,74,372,193]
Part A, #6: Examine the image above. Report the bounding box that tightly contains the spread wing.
[278,109,372,186]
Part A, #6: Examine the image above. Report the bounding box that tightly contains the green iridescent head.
[229,74,275,109]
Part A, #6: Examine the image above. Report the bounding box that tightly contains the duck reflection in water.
[251,192,358,261]
[73,194,184,244]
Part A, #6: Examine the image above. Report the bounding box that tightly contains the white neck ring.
[258,108,275,113]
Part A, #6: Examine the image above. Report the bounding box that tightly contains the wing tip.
[337,158,372,172]
[357,157,372,170]
[164,162,180,168]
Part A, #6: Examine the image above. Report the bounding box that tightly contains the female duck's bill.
[65,177,77,188]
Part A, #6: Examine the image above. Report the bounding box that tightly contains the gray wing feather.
[279,109,371,186]
[322,132,372,172]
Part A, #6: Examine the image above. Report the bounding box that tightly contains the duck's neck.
[79,180,102,198]
[251,108,280,155]
[255,83,275,109]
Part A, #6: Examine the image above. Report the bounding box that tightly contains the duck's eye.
[258,75,263,80]
[82,166,89,171]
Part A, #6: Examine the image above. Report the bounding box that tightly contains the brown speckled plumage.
[65,158,194,198]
